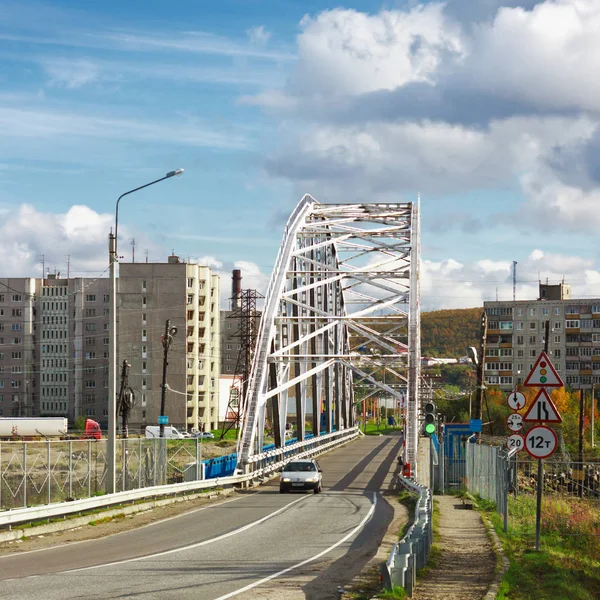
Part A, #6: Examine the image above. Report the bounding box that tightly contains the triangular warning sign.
[523,351,563,388]
[523,388,562,423]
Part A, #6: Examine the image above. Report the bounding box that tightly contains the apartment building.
[0,275,111,420]
[120,255,220,433]
[0,278,36,418]
[483,281,600,391]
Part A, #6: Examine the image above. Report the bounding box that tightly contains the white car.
[279,459,323,494]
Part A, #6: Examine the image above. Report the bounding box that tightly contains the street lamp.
[107,169,184,494]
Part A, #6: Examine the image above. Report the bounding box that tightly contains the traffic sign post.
[519,347,563,552]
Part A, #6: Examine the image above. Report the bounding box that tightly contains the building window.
[103,294,110,302]
[542,307,549,316]
[142,280,147,291]
[11,294,21,302]
[86,294,96,302]
[528,308,536,316]
[517,322,524,330]
[554,335,561,343]
[187,295,194,305]
[566,320,580,328]
[142,361,147,373]
[499,321,513,330]
[554,349,561,358]
[85,380,96,388]
[142,378,147,389]
[86,309,96,317]
[529,322,536,330]
[529,349,537,358]
[187,375,194,385]
[529,336,536,344]
[187,278,194,288]
[142,297,147,307]
[554,322,561,330]
[142,329,147,341]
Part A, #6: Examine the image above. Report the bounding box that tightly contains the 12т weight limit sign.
[525,426,558,459]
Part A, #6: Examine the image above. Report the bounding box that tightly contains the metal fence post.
[196,438,200,481]
[68,440,73,500]
[47,440,51,505]
[122,438,126,492]
[23,442,27,508]
[138,437,142,489]
[153,439,157,487]
[88,440,92,498]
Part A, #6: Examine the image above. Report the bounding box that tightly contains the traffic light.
[424,401,436,435]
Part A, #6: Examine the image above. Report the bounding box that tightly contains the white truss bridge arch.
[236,195,421,473]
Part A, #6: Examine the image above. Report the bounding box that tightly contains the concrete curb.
[464,494,509,600]
[0,488,235,544]
[482,515,510,600]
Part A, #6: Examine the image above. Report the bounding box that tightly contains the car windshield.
[283,462,316,472]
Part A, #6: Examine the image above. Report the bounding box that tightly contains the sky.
[1,0,599,310]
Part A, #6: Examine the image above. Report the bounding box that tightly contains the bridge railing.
[381,476,433,596]
[0,428,359,527]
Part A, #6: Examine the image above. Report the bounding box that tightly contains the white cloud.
[0,105,251,150]
[251,1,600,236]
[289,5,463,97]
[42,58,100,88]
[247,26,271,46]
[420,250,600,311]
[0,204,111,277]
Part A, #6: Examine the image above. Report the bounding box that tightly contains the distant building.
[0,274,110,421]
[484,281,599,391]
[120,255,220,433]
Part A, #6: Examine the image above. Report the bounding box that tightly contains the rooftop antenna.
[66,255,70,279]
[512,261,517,302]
[131,239,135,263]
[39,255,45,282]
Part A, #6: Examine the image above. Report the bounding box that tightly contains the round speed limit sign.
[506,433,525,452]
[525,425,558,459]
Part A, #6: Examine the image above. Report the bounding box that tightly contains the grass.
[361,422,403,436]
[479,494,600,600]
[375,586,407,599]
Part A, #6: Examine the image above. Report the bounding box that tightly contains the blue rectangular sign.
[158,415,169,425]
[469,419,482,433]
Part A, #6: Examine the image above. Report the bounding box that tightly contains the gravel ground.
[412,495,497,600]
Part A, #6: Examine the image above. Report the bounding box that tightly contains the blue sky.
[1,0,599,308]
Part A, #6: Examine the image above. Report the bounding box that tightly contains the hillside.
[421,307,483,358]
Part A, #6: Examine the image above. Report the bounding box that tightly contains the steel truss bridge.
[236,195,421,474]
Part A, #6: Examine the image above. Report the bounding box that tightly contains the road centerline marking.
[213,491,378,600]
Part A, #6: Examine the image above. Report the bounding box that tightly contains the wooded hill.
[421,307,483,358]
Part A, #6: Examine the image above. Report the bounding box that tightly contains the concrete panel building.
[484,281,600,392]
[120,255,220,433]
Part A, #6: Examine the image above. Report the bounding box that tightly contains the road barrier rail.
[382,476,433,596]
[0,427,359,529]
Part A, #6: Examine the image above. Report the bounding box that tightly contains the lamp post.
[107,169,183,494]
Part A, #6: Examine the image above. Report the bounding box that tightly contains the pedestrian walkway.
[412,495,497,600]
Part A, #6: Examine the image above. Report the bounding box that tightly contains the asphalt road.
[0,434,403,600]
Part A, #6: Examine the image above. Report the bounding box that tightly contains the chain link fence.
[0,438,203,510]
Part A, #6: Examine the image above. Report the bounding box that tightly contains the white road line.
[213,491,378,600]
[0,491,255,560]
[62,494,310,573]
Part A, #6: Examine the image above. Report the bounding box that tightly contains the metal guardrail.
[382,476,433,597]
[0,427,359,529]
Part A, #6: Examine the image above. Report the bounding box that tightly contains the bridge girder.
[236,196,421,473]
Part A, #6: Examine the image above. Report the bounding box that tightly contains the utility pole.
[159,319,178,437]
[473,312,487,439]
[579,389,585,497]
[116,360,134,438]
